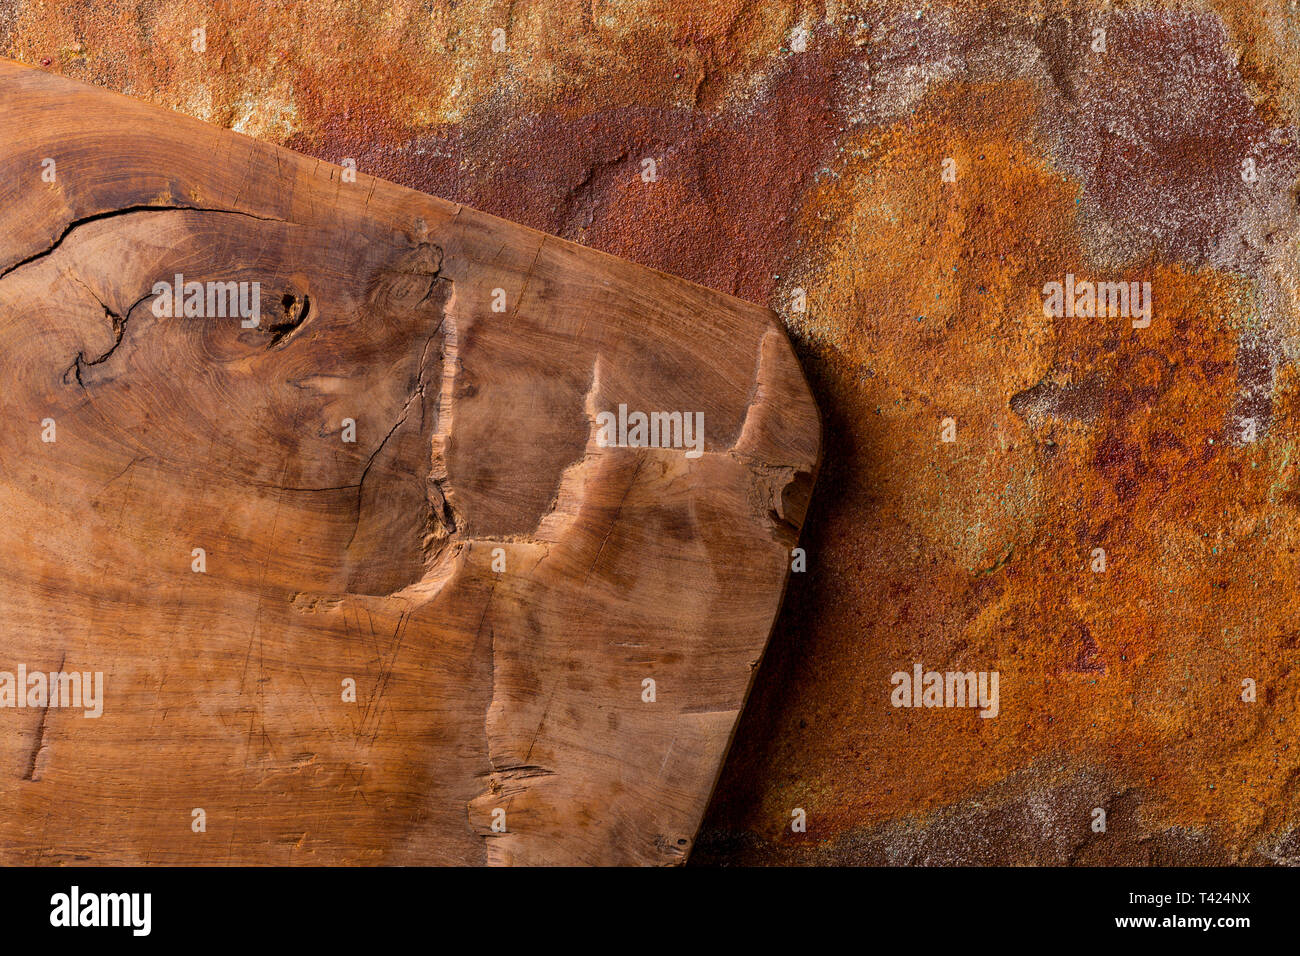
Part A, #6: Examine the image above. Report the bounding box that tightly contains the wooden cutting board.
[0,58,820,865]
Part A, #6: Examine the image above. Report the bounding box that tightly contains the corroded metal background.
[7,0,1300,865]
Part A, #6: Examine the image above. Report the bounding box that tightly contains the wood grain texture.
[0,57,820,865]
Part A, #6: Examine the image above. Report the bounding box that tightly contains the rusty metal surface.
[7,0,1300,865]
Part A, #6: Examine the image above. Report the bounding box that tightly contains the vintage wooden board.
[0,57,820,865]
